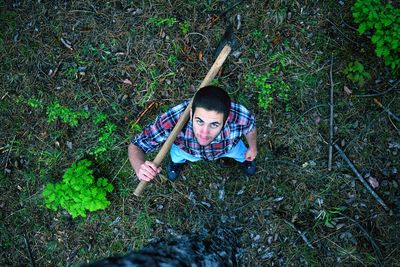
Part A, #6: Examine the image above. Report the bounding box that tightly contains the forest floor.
[1,0,399,266]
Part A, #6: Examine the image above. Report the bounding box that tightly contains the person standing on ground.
[128,85,257,181]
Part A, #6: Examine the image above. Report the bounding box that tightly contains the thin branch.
[374,98,400,123]
[355,80,399,98]
[326,18,359,45]
[134,100,158,125]
[293,104,328,124]
[3,136,15,174]
[23,233,35,267]
[334,144,391,212]
[328,56,334,171]
[283,219,315,249]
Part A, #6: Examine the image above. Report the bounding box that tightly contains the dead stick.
[23,233,36,267]
[134,100,157,125]
[373,98,400,123]
[283,219,314,249]
[133,45,232,196]
[328,56,334,171]
[334,144,391,212]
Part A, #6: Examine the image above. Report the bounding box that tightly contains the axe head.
[213,23,238,58]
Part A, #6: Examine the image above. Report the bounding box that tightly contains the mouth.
[197,135,210,144]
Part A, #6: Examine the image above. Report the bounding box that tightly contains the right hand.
[137,161,161,182]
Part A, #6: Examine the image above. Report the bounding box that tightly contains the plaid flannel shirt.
[131,100,256,160]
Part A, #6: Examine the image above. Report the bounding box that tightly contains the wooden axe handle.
[134,45,232,196]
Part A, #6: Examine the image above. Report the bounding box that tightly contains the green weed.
[80,42,99,57]
[314,206,346,228]
[251,29,264,39]
[245,52,292,111]
[344,61,371,87]
[170,40,181,55]
[167,54,178,67]
[90,121,118,161]
[63,62,79,80]
[180,20,190,34]
[245,72,291,112]
[147,16,177,27]
[47,102,90,127]
[27,97,43,109]
[42,159,114,218]
[99,43,117,63]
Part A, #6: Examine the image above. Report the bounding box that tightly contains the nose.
[199,126,209,135]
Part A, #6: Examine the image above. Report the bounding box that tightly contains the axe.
[134,25,237,196]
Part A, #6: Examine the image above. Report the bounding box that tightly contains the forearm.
[128,143,146,175]
[245,127,257,150]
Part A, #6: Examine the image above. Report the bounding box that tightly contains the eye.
[196,119,204,126]
[210,123,220,129]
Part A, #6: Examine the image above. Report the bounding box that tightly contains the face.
[191,107,224,146]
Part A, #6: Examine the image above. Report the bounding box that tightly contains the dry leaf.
[314,115,321,125]
[343,86,352,96]
[198,51,203,62]
[368,176,379,189]
[122,79,132,85]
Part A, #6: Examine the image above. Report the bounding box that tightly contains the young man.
[128,86,257,182]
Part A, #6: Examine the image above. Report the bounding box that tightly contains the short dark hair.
[192,86,231,123]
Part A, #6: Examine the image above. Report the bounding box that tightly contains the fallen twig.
[355,80,399,98]
[328,56,334,171]
[60,37,73,50]
[23,233,35,267]
[3,136,15,174]
[334,144,391,212]
[1,92,9,100]
[134,100,158,125]
[373,98,400,123]
[49,62,62,78]
[283,219,314,249]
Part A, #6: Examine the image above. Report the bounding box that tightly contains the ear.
[224,111,232,127]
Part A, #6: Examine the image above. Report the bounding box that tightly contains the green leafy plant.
[147,16,177,27]
[42,159,114,218]
[251,29,263,39]
[47,102,90,127]
[344,61,371,86]
[167,54,178,67]
[90,121,117,160]
[246,70,291,111]
[180,20,190,34]
[245,52,292,111]
[352,0,400,71]
[89,113,118,160]
[27,97,43,109]
[314,206,346,229]
[64,62,79,79]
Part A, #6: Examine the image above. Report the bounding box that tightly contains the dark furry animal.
[83,227,241,267]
